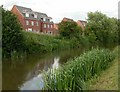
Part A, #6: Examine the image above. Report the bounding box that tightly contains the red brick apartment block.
[11,5,56,35]
[62,17,87,30]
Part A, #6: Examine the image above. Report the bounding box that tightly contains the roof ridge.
[15,5,32,10]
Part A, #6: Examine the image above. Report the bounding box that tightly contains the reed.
[43,48,115,91]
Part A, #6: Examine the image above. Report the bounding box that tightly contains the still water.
[3,48,87,90]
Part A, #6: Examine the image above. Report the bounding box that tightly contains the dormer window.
[43,18,46,21]
[46,19,50,22]
[25,13,29,17]
[34,14,37,18]
[32,13,37,18]
[23,9,29,17]
[41,18,43,21]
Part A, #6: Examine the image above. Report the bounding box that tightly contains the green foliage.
[59,21,82,39]
[85,11,118,46]
[43,48,115,91]
[2,8,24,58]
[21,31,77,54]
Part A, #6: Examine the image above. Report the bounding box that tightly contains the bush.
[2,8,24,58]
[43,48,115,91]
[21,31,75,54]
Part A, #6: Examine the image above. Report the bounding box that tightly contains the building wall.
[11,5,56,35]
[11,5,25,29]
[24,19,41,33]
[41,22,54,34]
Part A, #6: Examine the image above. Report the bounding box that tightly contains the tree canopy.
[85,11,118,46]
[2,7,24,57]
[58,21,82,39]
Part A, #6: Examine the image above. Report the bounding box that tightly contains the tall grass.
[43,48,115,91]
[22,31,80,54]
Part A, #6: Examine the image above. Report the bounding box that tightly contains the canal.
[2,47,87,90]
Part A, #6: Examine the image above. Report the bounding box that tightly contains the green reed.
[43,48,115,91]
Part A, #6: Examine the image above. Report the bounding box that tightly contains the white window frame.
[34,14,37,18]
[26,20,29,25]
[44,24,47,28]
[43,18,46,21]
[48,24,50,28]
[28,28,32,32]
[51,25,52,28]
[31,21,34,26]
[36,22,38,26]
[25,13,29,17]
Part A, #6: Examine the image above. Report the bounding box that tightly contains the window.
[48,24,50,28]
[31,21,34,26]
[34,14,37,18]
[36,22,38,26]
[41,18,43,21]
[44,24,47,28]
[26,20,29,25]
[25,13,29,17]
[51,25,53,28]
[46,18,50,22]
[48,19,50,22]
[28,28,32,31]
[43,18,46,21]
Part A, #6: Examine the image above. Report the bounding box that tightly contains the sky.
[0,0,119,23]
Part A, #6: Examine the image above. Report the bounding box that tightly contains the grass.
[43,48,116,91]
[86,45,120,90]
[87,59,118,90]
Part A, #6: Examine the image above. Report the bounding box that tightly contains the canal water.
[2,47,87,90]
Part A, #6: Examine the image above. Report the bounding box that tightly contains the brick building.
[77,20,87,30]
[62,17,74,22]
[54,17,87,32]
[11,5,56,35]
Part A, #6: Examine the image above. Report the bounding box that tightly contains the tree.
[58,21,82,39]
[85,11,118,46]
[2,8,24,57]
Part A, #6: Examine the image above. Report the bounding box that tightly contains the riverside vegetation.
[43,48,116,91]
[87,46,119,90]
[2,6,119,58]
[2,6,119,91]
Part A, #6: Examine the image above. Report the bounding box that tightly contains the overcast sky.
[0,0,119,23]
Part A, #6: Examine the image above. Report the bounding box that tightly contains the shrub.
[2,8,24,58]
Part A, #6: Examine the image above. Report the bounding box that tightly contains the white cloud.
[0,0,119,22]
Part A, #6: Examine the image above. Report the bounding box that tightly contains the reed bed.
[43,48,115,91]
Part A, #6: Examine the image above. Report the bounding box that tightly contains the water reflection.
[53,57,59,70]
[20,57,60,90]
[3,48,85,90]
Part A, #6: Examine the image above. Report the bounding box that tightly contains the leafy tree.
[58,21,82,39]
[85,11,118,46]
[2,8,24,58]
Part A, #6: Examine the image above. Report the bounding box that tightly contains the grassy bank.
[87,59,118,90]
[3,30,85,59]
[86,45,119,90]
[22,31,81,54]
[43,48,116,91]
